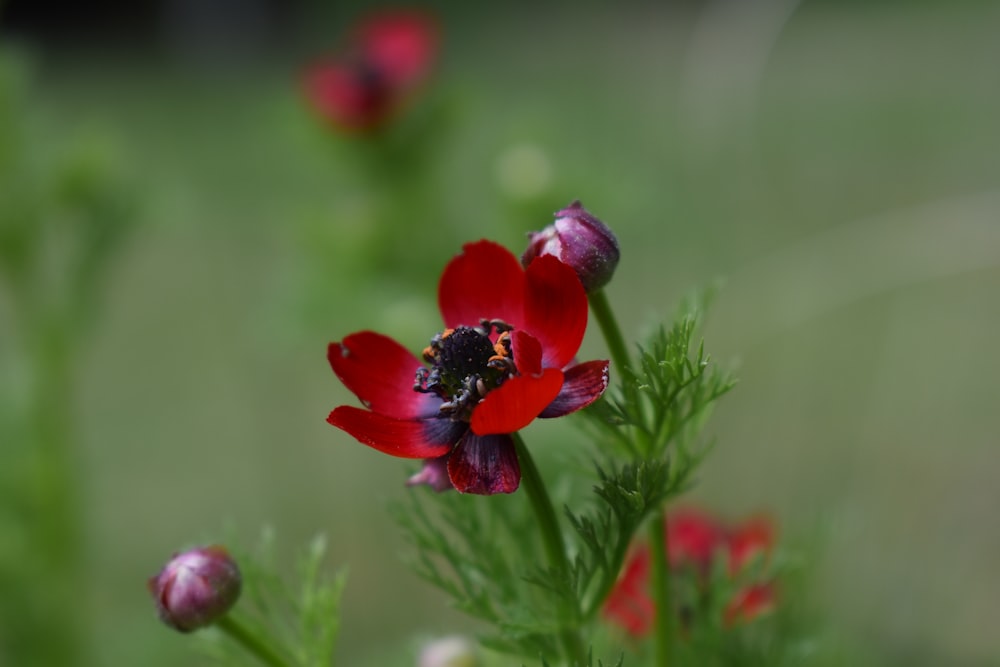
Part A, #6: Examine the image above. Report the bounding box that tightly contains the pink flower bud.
[407,455,454,492]
[522,200,620,292]
[148,545,242,633]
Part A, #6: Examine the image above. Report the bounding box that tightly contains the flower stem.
[589,288,650,453]
[215,615,291,667]
[513,433,586,666]
[20,314,87,666]
[648,514,673,666]
[587,289,633,392]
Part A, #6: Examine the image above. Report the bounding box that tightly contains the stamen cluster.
[414,320,515,421]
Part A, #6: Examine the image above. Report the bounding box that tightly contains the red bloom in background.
[668,507,727,572]
[602,547,655,636]
[602,509,777,635]
[327,240,609,495]
[303,10,438,133]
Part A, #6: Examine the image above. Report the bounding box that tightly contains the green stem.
[589,289,650,454]
[587,289,633,390]
[215,615,292,667]
[513,433,586,666]
[648,514,672,666]
[19,316,87,667]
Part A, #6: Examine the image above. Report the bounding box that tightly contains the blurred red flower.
[303,10,438,133]
[602,547,655,636]
[603,508,777,636]
[327,240,609,494]
[667,507,727,573]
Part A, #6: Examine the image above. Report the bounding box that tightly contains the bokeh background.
[1,0,998,665]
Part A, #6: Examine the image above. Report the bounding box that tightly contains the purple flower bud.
[407,455,453,492]
[148,545,242,633]
[522,200,620,292]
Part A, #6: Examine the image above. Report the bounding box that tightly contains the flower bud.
[417,636,479,667]
[407,456,453,492]
[521,200,620,292]
[148,545,242,633]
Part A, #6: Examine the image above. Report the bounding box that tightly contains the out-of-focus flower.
[417,635,480,667]
[602,547,655,636]
[522,201,620,293]
[327,240,609,495]
[148,545,242,633]
[726,514,774,575]
[667,507,726,573]
[723,582,776,626]
[602,509,777,635]
[303,10,438,133]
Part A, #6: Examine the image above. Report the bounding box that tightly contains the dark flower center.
[414,320,516,420]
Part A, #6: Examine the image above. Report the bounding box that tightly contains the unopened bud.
[407,456,453,492]
[522,200,620,292]
[148,545,242,633]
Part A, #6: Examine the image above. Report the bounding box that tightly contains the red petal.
[727,515,775,574]
[724,583,776,625]
[668,508,726,571]
[539,360,609,418]
[327,406,461,458]
[510,330,542,375]
[438,240,526,330]
[522,255,587,369]
[446,432,520,494]
[328,332,440,419]
[469,369,563,435]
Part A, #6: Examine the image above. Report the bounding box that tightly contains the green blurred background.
[1,1,998,665]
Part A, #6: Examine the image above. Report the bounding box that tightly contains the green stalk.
[589,288,651,453]
[587,289,633,399]
[215,615,292,667]
[647,514,673,666]
[513,433,586,666]
[12,305,87,667]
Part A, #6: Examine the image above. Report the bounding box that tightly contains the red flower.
[602,509,777,636]
[303,10,438,133]
[327,240,609,495]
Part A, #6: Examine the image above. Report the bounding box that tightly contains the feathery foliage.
[201,530,347,667]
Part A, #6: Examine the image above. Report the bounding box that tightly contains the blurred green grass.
[4,2,999,665]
